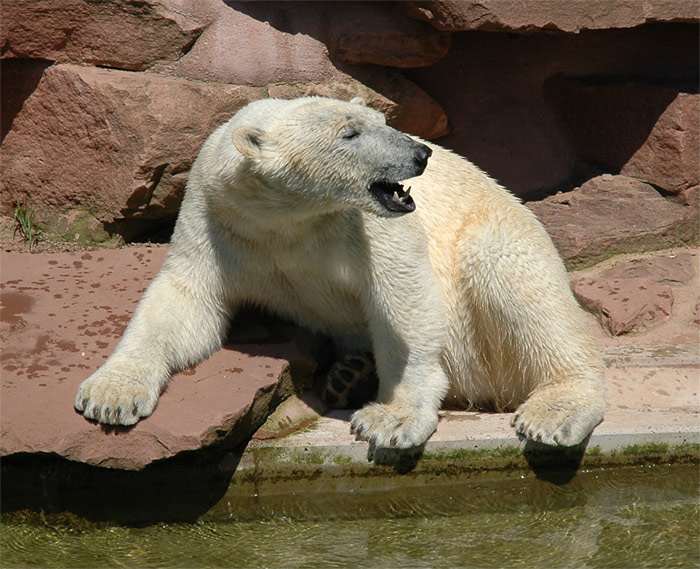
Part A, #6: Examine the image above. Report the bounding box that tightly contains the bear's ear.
[232,126,266,162]
[350,96,366,106]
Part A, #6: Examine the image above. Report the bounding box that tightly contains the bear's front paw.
[350,402,438,449]
[74,367,158,426]
[511,394,604,447]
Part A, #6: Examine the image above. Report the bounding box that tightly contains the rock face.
[548,79,699,194]
[0,0,206,70]
[407,23,698,197]
[330,3,452,67]
[528,175,698,269]
[402,0,700,32]
[1,1,697,250]
[0,248,318,470]
[1,64,262,239]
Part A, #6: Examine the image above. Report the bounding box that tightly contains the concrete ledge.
[249,343,699,463]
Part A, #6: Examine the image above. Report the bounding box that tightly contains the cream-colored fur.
[75,96,605,449]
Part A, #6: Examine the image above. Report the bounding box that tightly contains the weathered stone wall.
[1,0,698,247]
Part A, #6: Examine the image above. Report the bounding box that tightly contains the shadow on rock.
[1,445,247,524]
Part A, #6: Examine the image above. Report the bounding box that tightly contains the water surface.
[2,463,697,568]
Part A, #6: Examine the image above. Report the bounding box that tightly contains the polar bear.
[75,96,605,449]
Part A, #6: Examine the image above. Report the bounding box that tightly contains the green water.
[2,464,698,569]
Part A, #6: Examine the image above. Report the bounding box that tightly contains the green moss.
[606,442,699,460]
[250,441,699,476]
[672,443,700,456]
[331,454,355,466]
[620,442,670,455]
[41,208,119,247]
[423,445,522,463]
[585,445,602,456]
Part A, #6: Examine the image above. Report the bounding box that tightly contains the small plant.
[4,199,42,249]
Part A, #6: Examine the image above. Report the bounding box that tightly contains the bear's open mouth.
[368,181,416,213]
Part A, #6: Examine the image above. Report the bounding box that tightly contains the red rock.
[573,276,674,336]
[269,72,449,140]
[0,248,316,470]
[0,59,50,141]
[331,3,451,67]
[152,0,335,86]
[621,93,699,194]
[528,175,698,269]
[0,64,262,237]
[549,78,699,194]
[402,0,699,32]
[0,0,206,71]
[407,24,698,197]
[679,185,699,208]
[153,1,449,139]
[601,253,696,285]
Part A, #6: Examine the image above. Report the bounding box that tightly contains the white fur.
[75,97,605,448]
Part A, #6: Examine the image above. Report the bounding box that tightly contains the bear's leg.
[348,289,450,450]
[465,236,605,447]
[348,215,450,449]
[74,270,231,425]
[318,351,378,409]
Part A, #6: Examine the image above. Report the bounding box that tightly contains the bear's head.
[231,97,432,219]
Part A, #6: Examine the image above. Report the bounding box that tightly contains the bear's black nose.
[414,144,432,171]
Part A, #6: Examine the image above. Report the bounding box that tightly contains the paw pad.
[317,351,378,408]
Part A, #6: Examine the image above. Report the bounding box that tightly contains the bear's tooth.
[392,191,401,203]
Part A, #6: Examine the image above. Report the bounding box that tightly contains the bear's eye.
[340,126,360,140]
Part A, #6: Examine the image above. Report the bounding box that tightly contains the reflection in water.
[2,464,698,569]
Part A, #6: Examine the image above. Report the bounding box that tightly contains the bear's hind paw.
[317,351,378,409]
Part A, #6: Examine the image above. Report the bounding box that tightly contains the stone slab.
[254,345,699,463]
[0,247,312,470]
[1,247,697,473]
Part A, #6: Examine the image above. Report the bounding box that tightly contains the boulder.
[402,0,699,33]
[548,78,699,194]
[0,248,317,470]
[571,251,697,337]
[621,93,699,194]
[151,0,336,86]
[573,277,673,336]
[0,59,50,141]
[0,64,263,238]
[528,175,697,268]
[408,23,698,198]
[0,0,206,70]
